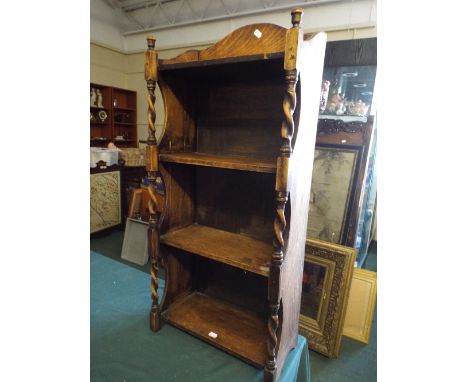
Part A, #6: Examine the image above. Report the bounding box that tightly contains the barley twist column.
[265,8,303,382]
[145,35,162,332]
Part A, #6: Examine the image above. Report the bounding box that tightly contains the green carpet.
[91,230,377,381]
[91,250,311,382]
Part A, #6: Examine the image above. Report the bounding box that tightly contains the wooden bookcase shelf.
[159,152,276,173]
[161,224,272,276]
[159,51,284,71]
[163,292,268,367]
[143,10,326,382]
[90,83,137,148]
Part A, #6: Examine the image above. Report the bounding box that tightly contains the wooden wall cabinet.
[90,83,138,148]
[143,9,326,382]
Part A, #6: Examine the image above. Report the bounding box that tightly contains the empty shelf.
[163,292,268,367]
[160,224,272,276]
[159,152,276,174]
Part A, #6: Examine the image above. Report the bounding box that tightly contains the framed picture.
[308,116,375,247]
[308,145,361,245]
[90,169,122,233]
[342,268,377,344]
[299,239,356,357]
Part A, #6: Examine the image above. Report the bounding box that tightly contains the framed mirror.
[299,239,356,357]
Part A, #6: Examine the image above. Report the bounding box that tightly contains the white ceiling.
[92,0,356,35]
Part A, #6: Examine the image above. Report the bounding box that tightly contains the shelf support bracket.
[145,34,163,332]
[266,8,303,382]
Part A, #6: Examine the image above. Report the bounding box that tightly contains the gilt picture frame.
[299,238,356,357]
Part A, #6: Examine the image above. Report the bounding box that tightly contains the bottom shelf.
[163,292,267,368]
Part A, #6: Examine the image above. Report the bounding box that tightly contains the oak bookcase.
[143,9,326,382]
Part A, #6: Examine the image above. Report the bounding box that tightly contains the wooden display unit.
[112,86,138,147]
[90,83,137,148]
[144,9,326,382]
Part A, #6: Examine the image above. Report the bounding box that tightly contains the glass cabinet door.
[320,65,376,118]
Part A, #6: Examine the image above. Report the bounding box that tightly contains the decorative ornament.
[347,100,369,116]
[90,88,97,107]
[336,102,346,116]
[97,89,103,108]
[320,80,330,112]
[98,110,107,122]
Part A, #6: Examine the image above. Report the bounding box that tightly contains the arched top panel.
[159,23,287,67]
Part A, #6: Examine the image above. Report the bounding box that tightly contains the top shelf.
[157,55,285,82]
[159,52,283,71]
[159,152,276,174]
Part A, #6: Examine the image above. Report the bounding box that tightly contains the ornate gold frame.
[299,238,356,357]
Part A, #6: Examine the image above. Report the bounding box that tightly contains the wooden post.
[265,8,303,382]
[145,35,162,332]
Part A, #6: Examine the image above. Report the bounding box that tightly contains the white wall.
[91,18,126,51]
[90,43,127,88]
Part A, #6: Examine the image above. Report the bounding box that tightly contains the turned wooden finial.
[147,35,156,49]
[291,8,303,27]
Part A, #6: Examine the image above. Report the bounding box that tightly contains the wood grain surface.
[159,23,287,67]
[159,152,276,173]
[163,292,268,368]
[161,224,271,276]
[194,167,275,244]
[148,10,327,382]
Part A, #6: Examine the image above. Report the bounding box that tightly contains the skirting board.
[342,268,377,344]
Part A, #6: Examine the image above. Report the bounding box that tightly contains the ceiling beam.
[121,0,350,36]
[121,0,179,13]
[104,0,146,29]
